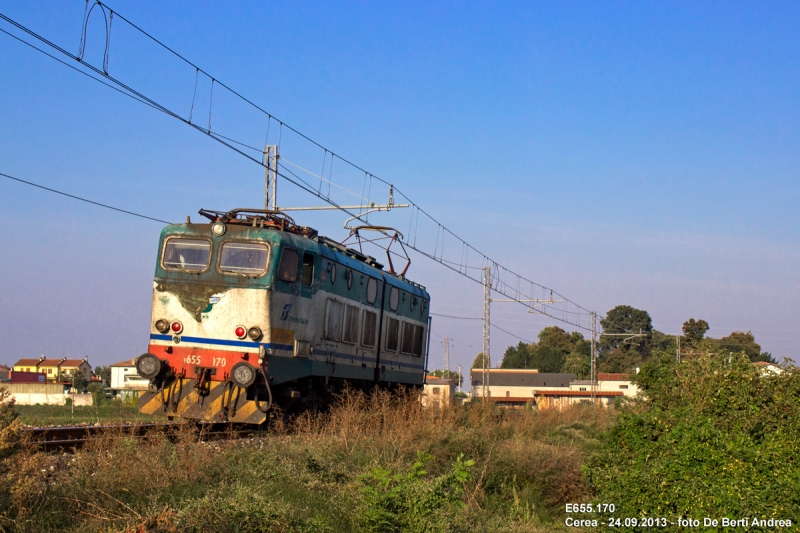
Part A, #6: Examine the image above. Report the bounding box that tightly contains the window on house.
[432,387,440,395]
[619,384,629,389]
[579,387,587,391]
[386,317,400,352]
[342,305,360,344]
[505,391,510,397]
[324,299,344,341]
[48,369,52,374]
[361,311,377,347]
[301,253,315,286]
[278,248,299,282]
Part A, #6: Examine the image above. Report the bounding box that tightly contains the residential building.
[422,377,455,409]
[11,356,92,383]
[753,361,782,375]
[110,357,149,398]
[471,368,632,409]
[0,364,10,382]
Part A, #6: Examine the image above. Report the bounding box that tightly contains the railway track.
[21,422,261,452]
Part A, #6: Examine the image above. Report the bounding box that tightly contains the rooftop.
[472,371,576,388]
[110,357,139,368]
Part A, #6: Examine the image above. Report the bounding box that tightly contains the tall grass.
[0,387,612,532]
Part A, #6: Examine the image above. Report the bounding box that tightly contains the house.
[110,357,149,398]
[595,373,638,397]
[422,377,455,409]
[0,364,10,382]
[471,369,577,403]
[60,358,92,383]
[753,361,782,375]
[12,357,43,374]
[471,368,631,409]
[39,357,91,383]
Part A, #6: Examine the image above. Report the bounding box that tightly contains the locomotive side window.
[400,322,415,354]
[324,299,344,342]
[412,325,425,357]
[386,317,400,352]
[278,248,299,282]
[366,278,378,304]
[361,311,377,347]
[389,287,400,311]
[342,305,360,344]
[301,253,315,286]
[219,242,268,275]
[162,239,211,272]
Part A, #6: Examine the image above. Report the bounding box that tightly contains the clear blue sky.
[1,0,799,370]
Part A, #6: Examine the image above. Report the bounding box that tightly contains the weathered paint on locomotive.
[139,218,430,422]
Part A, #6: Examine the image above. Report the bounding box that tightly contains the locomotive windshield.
[219,242,269,275]
[162,238,211,271]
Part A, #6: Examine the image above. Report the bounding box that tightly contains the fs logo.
[280,304,292,321]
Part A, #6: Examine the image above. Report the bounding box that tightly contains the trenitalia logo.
[280,303,309,324]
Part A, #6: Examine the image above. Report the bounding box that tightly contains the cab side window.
[301,253,315,286]
[278,248,298,282]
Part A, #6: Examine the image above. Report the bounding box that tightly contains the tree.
[587,353,800,521]
[682,318,709,343]
[94,365,111,384]
[471,352,489,369]
[500,342,534,369]
[599,305,653,357]
[429,369,463,387]
[72,371,87,392]
[562,350,590,379]
[711,331,774,363]
[537,326,574,355]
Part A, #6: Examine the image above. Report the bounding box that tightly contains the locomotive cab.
[137,209,430,424]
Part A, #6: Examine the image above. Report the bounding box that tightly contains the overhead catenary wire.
[0,6,597,332]
[0,171,172,224]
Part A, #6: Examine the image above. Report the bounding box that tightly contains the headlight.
[247,326,263,341]
[136,353,163,379]
[211,222,226,236]
[154,319,169,334]
[230,362,257,388]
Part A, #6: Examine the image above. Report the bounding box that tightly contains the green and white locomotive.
[137,209,430,423]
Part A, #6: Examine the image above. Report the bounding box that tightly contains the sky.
[1,0,799,374]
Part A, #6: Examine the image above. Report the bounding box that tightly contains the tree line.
[468,304,774,376]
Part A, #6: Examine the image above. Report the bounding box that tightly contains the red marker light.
[171,321,183,334]
[235,326,246,339]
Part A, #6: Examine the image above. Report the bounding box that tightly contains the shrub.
[587,353,800,529]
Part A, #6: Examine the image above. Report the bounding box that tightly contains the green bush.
[359,451,473,533]
[587,353,800,530]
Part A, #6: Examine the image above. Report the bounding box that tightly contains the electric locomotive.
[136,208,431,424]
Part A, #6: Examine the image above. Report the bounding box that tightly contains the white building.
[422,377,455,409]
[470,368,637,409]
[110,357,149,398]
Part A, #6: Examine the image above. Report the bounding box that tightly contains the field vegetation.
[0,387,610,533]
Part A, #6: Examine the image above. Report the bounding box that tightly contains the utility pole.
[264,145,278,211]
[591,311,597,404]
[676,335,681,363]
[443,337,451,373]
[457,364,463,393]
[482,266,491,402]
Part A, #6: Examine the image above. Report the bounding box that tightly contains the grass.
[0,388,613,532]
[15,402,162,427]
